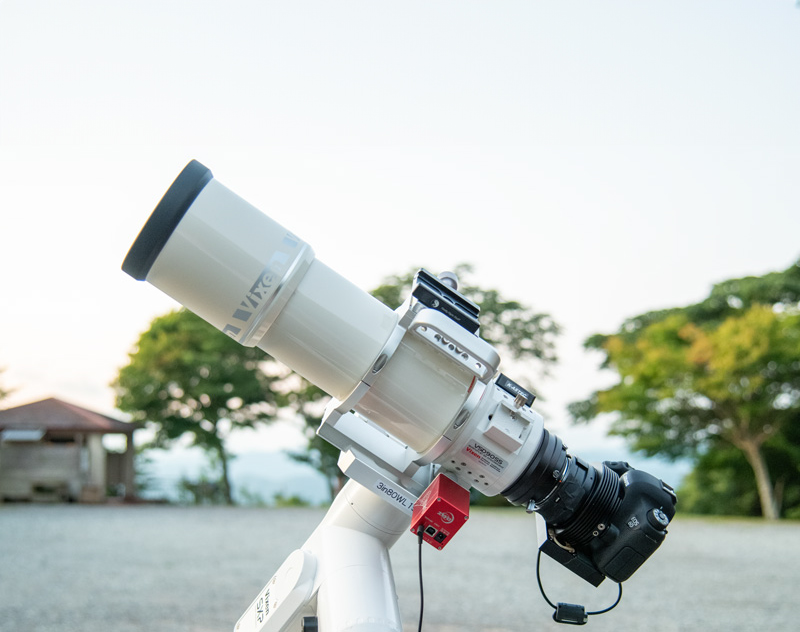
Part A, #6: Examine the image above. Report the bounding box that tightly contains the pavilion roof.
[0,397,136,435]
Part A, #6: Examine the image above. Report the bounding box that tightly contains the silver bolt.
[438,271,459,290]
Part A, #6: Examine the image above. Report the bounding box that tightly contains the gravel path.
[1,504,797,631]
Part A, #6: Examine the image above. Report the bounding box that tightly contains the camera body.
[123,160,676,590]
[535,461,677,586]
[593,465,676,581]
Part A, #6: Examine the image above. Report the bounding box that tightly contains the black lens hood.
[122,160,213,280]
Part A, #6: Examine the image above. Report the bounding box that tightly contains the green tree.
[372,265,561,368]
[290,265,562,499]
[678,443,800,518]
[570,260,800,519]
[113,309,286,504]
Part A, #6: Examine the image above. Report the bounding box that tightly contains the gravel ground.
[1,503,798,632]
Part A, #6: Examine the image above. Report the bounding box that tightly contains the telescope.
[123,160,677,631]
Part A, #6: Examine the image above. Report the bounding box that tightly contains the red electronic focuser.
[410,473,470,550]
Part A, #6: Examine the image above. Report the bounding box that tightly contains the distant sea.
[138,447,690,506]
[138,449,332,505]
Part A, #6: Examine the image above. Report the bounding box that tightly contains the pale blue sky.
[1,1,799,458]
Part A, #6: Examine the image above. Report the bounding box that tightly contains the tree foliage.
[113,309,287,504]
[570,259,800,519]
[291,264,562,499]
[370,264,561,368]
[679,443,800,519]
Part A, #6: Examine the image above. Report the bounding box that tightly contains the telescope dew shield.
[122,160,398,400]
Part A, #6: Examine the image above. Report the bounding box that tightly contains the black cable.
[536,549,623,622]
[536,549,558,610]
[417,526,425,632]
[587,585,623,616]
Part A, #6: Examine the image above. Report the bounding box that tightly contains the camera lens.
[502,428,566,506]
[502,429,622,548]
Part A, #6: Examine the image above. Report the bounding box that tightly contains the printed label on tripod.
[251,574,279,629]
[236,549,316,632]
[374,480,415,511]
[464,440,507,473]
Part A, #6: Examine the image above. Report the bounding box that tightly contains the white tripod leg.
[235,480,412,632]
[314,524,403,632]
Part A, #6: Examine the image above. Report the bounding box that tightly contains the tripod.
[235,479,413,632]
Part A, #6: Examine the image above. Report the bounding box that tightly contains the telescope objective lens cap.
[122,160,213,280]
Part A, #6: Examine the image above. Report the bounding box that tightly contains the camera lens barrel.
[547,461,621,548]
[501,428,567,506]
[502,431,622,548]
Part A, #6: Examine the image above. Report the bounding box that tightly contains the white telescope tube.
[122,161,397,401]
[124,160,477,452]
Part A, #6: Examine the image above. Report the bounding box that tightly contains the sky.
[1,0,799,466]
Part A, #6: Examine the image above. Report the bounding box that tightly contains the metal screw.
[438,271,459,289]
